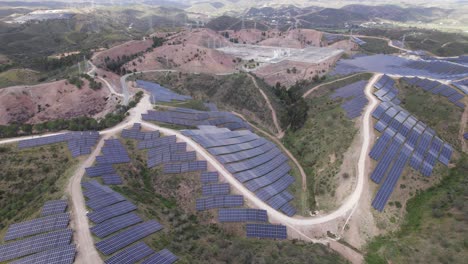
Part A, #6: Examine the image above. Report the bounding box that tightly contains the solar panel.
[95,220,163,255]
[202,183,230,196]
[86,192,126,210]
[10,244,76,264]
[86,164,116,177]
[102,174,123,185]
[4,213,70,241]
[91,213,143,238]
[41,200,68,217]
[196,195,244,211]
[87,201,137,224]
[0,229,73,262]
[104,242,154,264]
[141,249,178,264]
[218,209,268,222]
[200,172,219,184]
[246,224,287,239]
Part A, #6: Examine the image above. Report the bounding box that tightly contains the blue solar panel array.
[91,213,143,238]
[246,224,287,239]
[401,76,466,109]
[452,79,468,95]
[4,213,70,241]
[95,220,163,255]
[373,75,401,105]
[81,180,174,261]
[11,244,76,264]
[183,126,296,216]
[142,248,179,264]
[104,242,154,264]
[369,81,454,212]
[18,131,99,157]
[142,108,251,131]
[122,123,160,141]
[218,209,268,223]
[0,198,75,263]
[330,80,369,119]
[137,80,192,103]
[85,138,129,185]
[351,36,366,46]
[41,200,68,217]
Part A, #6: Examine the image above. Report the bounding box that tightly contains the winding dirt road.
[248,74,284,138]
[302,73,364,98]
[0,74,379,263]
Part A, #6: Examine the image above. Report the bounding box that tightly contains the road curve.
[139,74,380,226]
[120,69,178,105]
[302,73,364,98]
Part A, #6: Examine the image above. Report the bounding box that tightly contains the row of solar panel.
[124,123,288,241]
[331,80,368,119]
[184,126,297,216]
[18,131,99,157]
[142,109,250,131]
[0,199,75,263]
[401,76,466,108]
[369,98,453,211]
[81,180,177,262]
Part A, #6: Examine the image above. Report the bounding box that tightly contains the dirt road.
[302,73,363,98]
[136,74,380,227]
[248,74,284,138]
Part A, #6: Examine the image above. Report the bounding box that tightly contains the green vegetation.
[158,100,209,111]
[359,38,399,54]
[398,80,463,150]
[365,155,468,264]
[0,91,143,139]
[0,143,77,234]
[67,75,84,89]
[273,82,308,131]
[103,138,348,263]
[137,72,281,134]
[283,74,371,210]
[0,69,41,88]
[357,28,468,56]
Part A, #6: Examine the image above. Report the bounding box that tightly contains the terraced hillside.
[134,72,284,135]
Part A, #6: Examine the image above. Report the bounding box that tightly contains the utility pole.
[241,16,245,30]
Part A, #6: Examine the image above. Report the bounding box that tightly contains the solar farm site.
[369,75,459,211]
[142,107,251,131]
[123,123,288,236]
[332,54,468,80]
[0,200,75,263]
[1,2,468,262]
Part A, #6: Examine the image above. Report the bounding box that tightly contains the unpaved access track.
[248,73,284,138]
[0,72,379,264]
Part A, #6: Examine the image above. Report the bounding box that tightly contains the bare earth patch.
[0,79,116,125]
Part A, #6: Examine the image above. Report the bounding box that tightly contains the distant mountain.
[341,4,451,22]
[298,8,368,28]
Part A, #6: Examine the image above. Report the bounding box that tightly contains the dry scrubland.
[0,143,78,235]
[0,79,117,125]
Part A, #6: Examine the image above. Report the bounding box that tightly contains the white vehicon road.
[0,74,379,263]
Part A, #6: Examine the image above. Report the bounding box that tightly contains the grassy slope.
[283,73,372,210]
[137,72,281,134]
[0,143,78,236]
[96,138,349,263]
[365,155,468,264]
[398,80,463,150]
[359,38,399,54]
[0,69,41,88]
